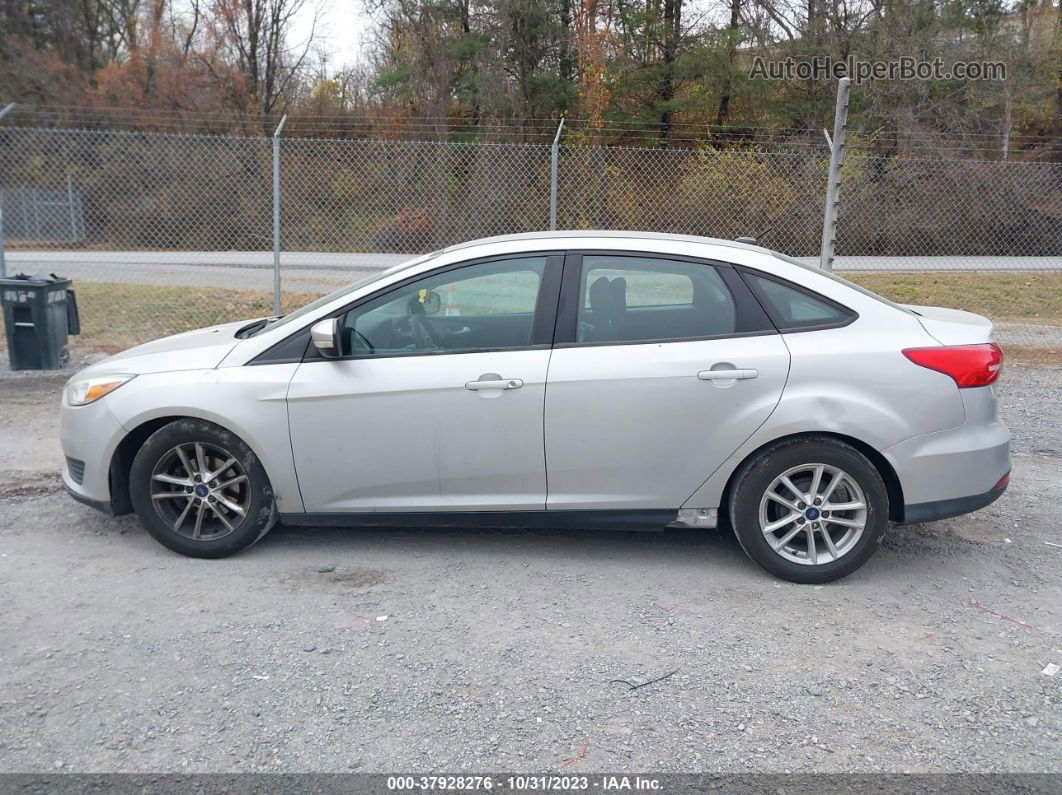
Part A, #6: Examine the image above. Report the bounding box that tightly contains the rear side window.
[583,266,695,308]
[576,256,737,344]
[742,272,855,331]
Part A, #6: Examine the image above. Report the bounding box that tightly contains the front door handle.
[697,368,758,381]
[465,377,524,391]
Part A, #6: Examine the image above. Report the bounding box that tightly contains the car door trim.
[278,509,678,530]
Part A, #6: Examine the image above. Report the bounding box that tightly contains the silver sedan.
[60,232,1010,582]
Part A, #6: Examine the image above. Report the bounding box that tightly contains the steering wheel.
[410,312,442,349]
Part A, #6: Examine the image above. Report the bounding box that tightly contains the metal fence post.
[66,174,78,242]
[0,103,16,278]
[32,187,41,240]
[272,115,287,316]
[819,78,849,272]
[549,117,565,231]
[0,185,5,280]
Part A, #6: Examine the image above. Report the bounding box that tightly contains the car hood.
[80,319,252,376]
[903,304,995,346]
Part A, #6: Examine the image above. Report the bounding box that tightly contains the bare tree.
[208,0,320,117]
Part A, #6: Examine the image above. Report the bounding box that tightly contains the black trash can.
[1,273,80,370]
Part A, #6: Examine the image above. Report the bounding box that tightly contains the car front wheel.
[728,437,889,583]
[129,419,277,558]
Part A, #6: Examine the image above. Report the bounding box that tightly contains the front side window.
[577,255,737,344]
[340,256,547,356]
[250,251,443,337]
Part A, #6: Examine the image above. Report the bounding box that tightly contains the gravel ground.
[0,361,1059,774]
[995,323,1062,350]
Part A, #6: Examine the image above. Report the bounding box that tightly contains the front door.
[544,253,791,510]
[288,254,562,513]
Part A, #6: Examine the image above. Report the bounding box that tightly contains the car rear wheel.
[728,437,889,583]
[129,419,277,558]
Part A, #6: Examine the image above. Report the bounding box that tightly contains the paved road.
[2,251,410,294]
[2,251,1059,294]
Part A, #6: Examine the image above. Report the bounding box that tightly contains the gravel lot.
[0,359,1059,774]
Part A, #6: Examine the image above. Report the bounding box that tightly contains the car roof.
[437,230,773,256]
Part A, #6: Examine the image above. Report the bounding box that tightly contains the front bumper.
[63,476,116,515]
[60,396,127,511]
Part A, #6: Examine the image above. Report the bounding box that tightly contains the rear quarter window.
[741,271,855,331]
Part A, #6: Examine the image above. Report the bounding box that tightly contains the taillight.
[902,342,1002,388]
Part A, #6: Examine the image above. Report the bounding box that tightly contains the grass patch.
[844,271,1062,327]
[843,272,1062,364]
[0,282,327,358]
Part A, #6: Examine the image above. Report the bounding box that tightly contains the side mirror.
[310,318,341,358]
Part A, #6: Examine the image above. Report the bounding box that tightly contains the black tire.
[728,436,889,584]
[129,419,277,558]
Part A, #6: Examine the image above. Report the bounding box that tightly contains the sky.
[290,0,372,71]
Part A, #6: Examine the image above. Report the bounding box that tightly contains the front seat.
[609,277,627,339]
[586,276,627,341]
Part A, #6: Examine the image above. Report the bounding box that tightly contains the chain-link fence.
[557,146,828,254]
[0,180,85,243]
[0,124,1059,358]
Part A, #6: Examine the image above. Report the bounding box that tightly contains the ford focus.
[60,232,1010,582]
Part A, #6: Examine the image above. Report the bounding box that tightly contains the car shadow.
[264,519,749,569]
[257,512,1002,587]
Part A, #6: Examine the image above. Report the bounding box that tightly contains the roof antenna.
[735,227,773,246]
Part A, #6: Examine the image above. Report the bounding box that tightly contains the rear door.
[544,252,790,510]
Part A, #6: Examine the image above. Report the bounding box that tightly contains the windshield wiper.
[236,316,283,339]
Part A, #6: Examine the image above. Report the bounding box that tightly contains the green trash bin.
[1,273,80,370]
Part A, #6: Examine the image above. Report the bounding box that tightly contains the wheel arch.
[719,431,906,524]
[108,415,274,517]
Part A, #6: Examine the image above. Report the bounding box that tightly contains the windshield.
[250,251,443,336]
[772,252,914,315]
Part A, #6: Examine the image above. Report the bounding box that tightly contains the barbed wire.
[2,103,1058,161]
[6,103,1060,141]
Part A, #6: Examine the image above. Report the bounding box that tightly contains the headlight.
[65,374,136,406]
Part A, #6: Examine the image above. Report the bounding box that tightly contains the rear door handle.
[465,378,524,391]
[697,369,758,381]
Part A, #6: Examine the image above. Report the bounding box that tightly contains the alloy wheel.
[757,463,868,566]
[149,442,249,540]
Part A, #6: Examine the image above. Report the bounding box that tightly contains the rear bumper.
[882,393,1010,511]
[901,477,1007,524]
